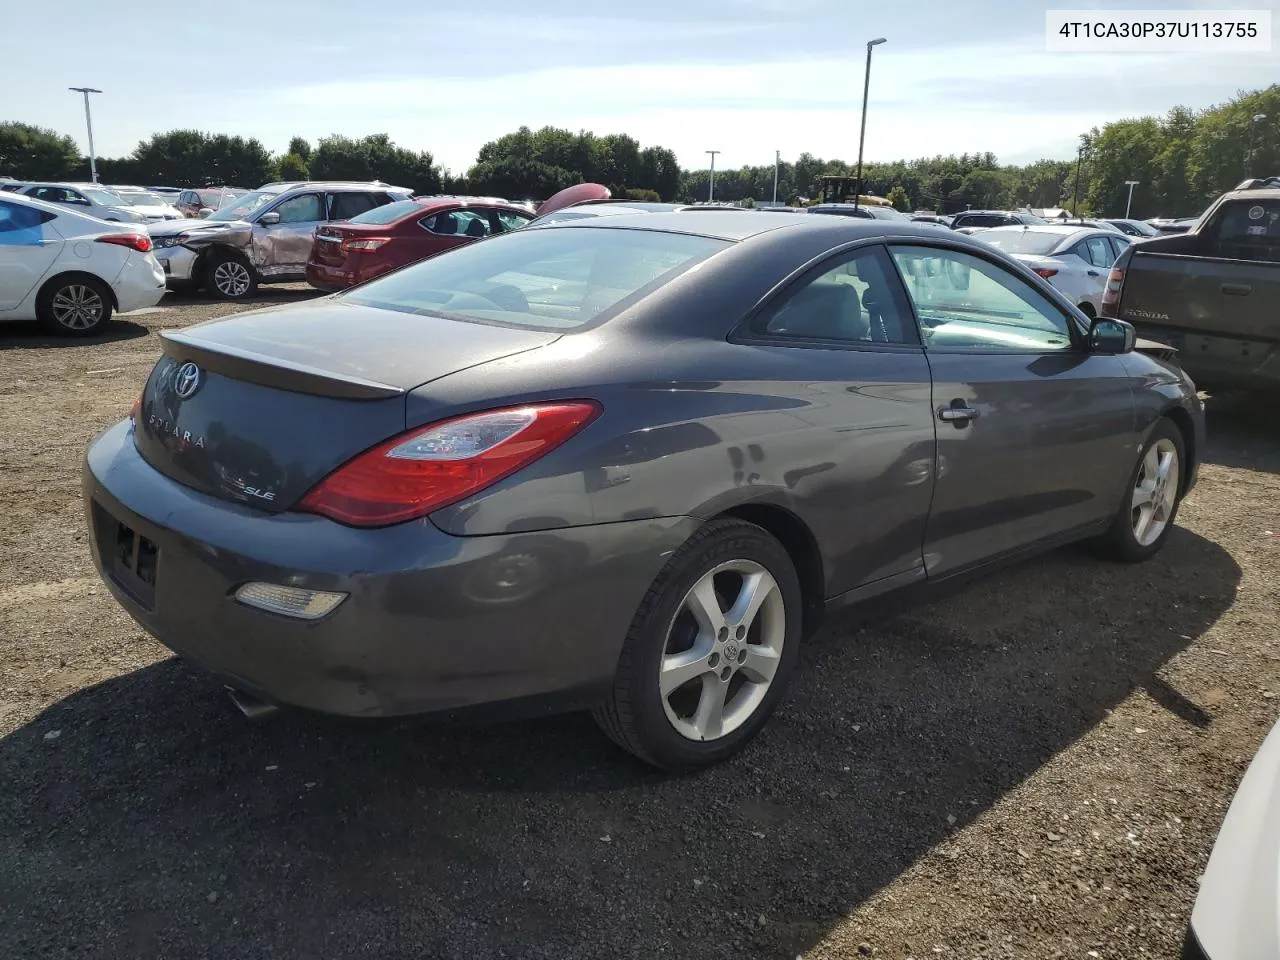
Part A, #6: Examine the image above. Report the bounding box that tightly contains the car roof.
[2,189,115,223]
[547,210,957,243]
[392,197,529,216]
[1221,186,1280,202]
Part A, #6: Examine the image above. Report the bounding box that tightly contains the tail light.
[1101,267,1125,310]
[1032,267,1058,279]
[129,394,142,423]
[296,401,601,527]
[97,233,153,253]
[342,237,390,253]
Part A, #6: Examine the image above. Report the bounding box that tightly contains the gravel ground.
[1,289,1277,960]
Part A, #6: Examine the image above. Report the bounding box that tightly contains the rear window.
[955,214,1011,228]
[341,226,729,330]
[349,200,423,225]
[974,230,1063,255]
[1211,200,1280,261]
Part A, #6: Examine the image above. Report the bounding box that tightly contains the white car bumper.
[153,244,199,283]
[112,253,167,314]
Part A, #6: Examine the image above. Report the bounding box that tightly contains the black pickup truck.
[1103,177,1280,393]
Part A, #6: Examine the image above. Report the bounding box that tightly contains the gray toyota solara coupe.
[84,211,1204,770]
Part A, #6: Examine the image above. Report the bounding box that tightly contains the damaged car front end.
[149,184,411,300]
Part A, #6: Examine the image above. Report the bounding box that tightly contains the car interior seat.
[767,280,870,341]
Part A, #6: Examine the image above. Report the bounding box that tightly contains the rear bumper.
[305,259,382,291]
[112,254,167,313]
[84,419,696,719]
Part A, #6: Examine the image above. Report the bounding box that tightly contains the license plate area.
[94,502,158,609]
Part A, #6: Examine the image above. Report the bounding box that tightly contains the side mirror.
[259,211,281,225]
[1089,317,1137,354]
[197,207,214,218]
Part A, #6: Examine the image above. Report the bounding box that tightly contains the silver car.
[147,181,412,300]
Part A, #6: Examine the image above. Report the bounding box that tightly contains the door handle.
[939,403,979,423]
[1087,269,1100,277]
[1221,282,1252,296]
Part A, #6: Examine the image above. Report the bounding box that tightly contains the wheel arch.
[1160,403,1197,491]
[37,270,118,311]
[712,501,826,639]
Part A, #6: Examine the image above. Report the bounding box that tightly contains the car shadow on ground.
[0,529,1240,959]
[0,319,150,350]
[1202,392,1280,475]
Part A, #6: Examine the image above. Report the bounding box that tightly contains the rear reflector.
[342,237,390,253]
[129,394,141,423]
[97,233,153,253]
[1032,267,1058,279]
[234,582,347,620]
[296,401,601,527]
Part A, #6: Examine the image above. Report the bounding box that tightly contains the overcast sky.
[7,0,1277,172]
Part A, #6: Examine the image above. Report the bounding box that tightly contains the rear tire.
[593,518,802,771]
[36,274,114,336]
[204,251,257,301]
[1092,418,1186,562]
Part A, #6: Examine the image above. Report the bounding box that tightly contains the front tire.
[36,274,114,336]
[1092,418,1186,562]
[593,518,802,771]
[204,252,258,301]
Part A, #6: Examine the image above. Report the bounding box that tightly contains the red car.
[305,197,536,290]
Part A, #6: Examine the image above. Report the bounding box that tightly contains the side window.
[271,193,323,224]
[1106,235,1130,260]
[1085,236,1113,268]
[0,200,55,234]
[495,210,533,233]
[66,190,89,205]
[32,187,67,203]
[329,192,382,221]
[890,245,1074,352]
[422,209,492,238]
[753,246,918,345]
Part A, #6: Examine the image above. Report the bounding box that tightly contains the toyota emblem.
[174,362,202,400]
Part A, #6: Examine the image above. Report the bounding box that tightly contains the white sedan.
[970,225,1132,318]
[0,192,167,336]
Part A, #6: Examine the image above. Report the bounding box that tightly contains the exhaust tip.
[225,685,280,721]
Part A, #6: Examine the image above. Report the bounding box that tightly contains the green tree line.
[1,84,1274,216]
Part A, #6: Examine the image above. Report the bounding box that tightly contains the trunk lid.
[312,223,387,266]
[134,300,559,511]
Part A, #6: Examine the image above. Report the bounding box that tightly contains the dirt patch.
[0,289,1277,959]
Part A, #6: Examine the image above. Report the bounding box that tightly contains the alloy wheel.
[659,560,786,741]
[1131,438,1179,547]
[213,260,252,298]
[50,284,105,331]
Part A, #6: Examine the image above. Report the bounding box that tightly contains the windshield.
[870,207,909,220]
[349,200,424,225]
[82,188,123,206]
[205,190,278,221]
[973,230,1063,255]
[342,226,729,330]
[120,193,168,207]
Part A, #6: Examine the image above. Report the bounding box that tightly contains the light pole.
[1072,140,1089,219]
[706,150,720,203]
[68,87,102,183]
[854,37,887,214]
[1247,113,1267,178]
[772,150,780,206]
[1124,180,1140,218]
